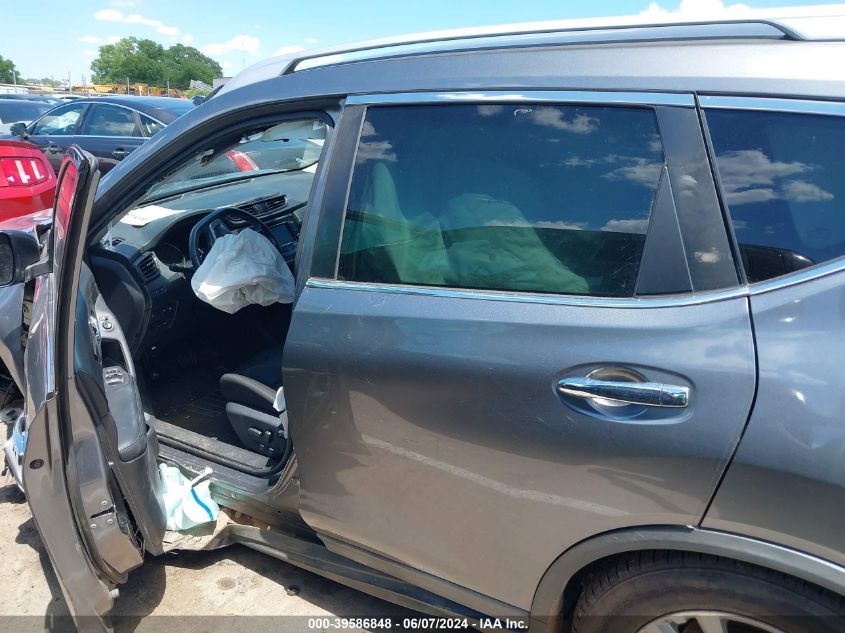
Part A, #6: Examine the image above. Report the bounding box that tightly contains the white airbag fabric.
[191,228,295,314]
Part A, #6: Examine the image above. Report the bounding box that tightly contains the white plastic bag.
[190,228,295,314]
[159,464,220,531]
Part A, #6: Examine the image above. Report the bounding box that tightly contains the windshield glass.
[142,117,327,202]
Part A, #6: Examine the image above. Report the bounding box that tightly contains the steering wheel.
[188,206,285,269]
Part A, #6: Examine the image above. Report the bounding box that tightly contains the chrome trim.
[346,90,695,108]
[700,95,845,117]
[305,278,748,308]
[558,377,689,408]
[748,255,845,296]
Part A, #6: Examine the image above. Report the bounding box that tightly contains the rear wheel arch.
[528,527,845,632]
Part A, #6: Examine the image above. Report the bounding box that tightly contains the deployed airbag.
[191,228,295,314]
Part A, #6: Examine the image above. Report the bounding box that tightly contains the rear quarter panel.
[703,269,845,566]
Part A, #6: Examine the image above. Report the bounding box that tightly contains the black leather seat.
[219,345,287,457]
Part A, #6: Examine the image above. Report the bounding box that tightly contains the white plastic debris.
[159,464,220,531]
[190,228,295,314]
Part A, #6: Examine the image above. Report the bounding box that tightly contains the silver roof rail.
[281,19,803,75]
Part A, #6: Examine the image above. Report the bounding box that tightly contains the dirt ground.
[0,482,419,633]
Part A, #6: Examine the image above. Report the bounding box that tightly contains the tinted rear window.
[706,108,845,283]
[0,100,50,123]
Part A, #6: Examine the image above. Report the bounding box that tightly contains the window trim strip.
[699,95,845,117]
[345,90,695,108]
[309,253,845,307]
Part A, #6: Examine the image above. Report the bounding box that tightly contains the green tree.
[162,44,221,89]
[91,37,165,85]
[90,37,221,89]
[0,55,21,84]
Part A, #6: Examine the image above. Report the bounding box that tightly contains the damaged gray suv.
[1,13,845,633]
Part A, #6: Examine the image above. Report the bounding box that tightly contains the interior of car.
[85,115,329,478]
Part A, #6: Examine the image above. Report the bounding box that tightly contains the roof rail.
[281,19,802,75]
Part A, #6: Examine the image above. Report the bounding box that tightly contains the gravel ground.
[0,482,419,633]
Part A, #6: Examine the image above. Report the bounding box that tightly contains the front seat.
[219,347,288,458]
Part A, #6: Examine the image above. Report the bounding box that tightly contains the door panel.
[78,134,144,174]
[285,286,756,609]
[21,148,162,631]
[27,102,88,173]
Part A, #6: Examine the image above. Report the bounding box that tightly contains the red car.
[0,139,57,222]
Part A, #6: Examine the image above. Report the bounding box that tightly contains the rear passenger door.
[77,103,145,173]
[284,92,757,613]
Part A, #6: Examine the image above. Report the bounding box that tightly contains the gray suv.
[0,14,844,633]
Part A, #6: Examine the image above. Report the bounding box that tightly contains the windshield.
[142,117,327,202]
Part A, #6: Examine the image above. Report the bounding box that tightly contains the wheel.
[571,551,844,633]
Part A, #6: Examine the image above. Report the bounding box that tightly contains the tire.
[571,551,845,633]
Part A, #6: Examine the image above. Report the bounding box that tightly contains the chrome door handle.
[558,377,689,408]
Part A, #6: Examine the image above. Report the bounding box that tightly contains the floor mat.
[145,357,240,446]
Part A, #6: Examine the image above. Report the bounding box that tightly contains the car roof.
[217,9,845,96]
[70,95,194,123]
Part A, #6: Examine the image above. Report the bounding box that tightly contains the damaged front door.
[16,147,165,633]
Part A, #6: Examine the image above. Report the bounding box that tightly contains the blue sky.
[2,0,841,84]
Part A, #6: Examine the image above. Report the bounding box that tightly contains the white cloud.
[716,149,834,205]
[527,108,599,134]
[602,218,650,233]
[180,33,194,44]
[783,180,834,203]
[603,159,663,187]
[640,0,752,18]
[305,37,318,44]
[79,35,102,44]
[202,34,262,56]
[274,45,305,56]
[106,35,122,44]
[94,8,123,21]
[94,9,183,39]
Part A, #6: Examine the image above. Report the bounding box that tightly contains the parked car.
[1,13,845,633]
[0,99,51,134]
[0,93,64,106]
[0,139,56,221]
[3,95,194,174]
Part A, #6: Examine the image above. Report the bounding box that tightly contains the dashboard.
[88,171,313,354]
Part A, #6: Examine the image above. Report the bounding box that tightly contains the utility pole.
[126,76,130,94]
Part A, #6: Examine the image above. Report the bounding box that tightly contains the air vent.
[136,253,160,283]
[228,195,289,227]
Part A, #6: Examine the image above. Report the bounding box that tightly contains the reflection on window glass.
[32,104,85,136]
[339,104,664,297]
[81,105,137,137]
[707,109,845,283]
[140,114,164,137]
[143,117,327,201]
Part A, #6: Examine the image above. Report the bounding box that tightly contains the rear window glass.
[706,108,845,283]
[0,100,50,123]
[338,104,665,297]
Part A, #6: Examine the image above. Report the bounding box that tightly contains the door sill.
[149,415,286,477]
